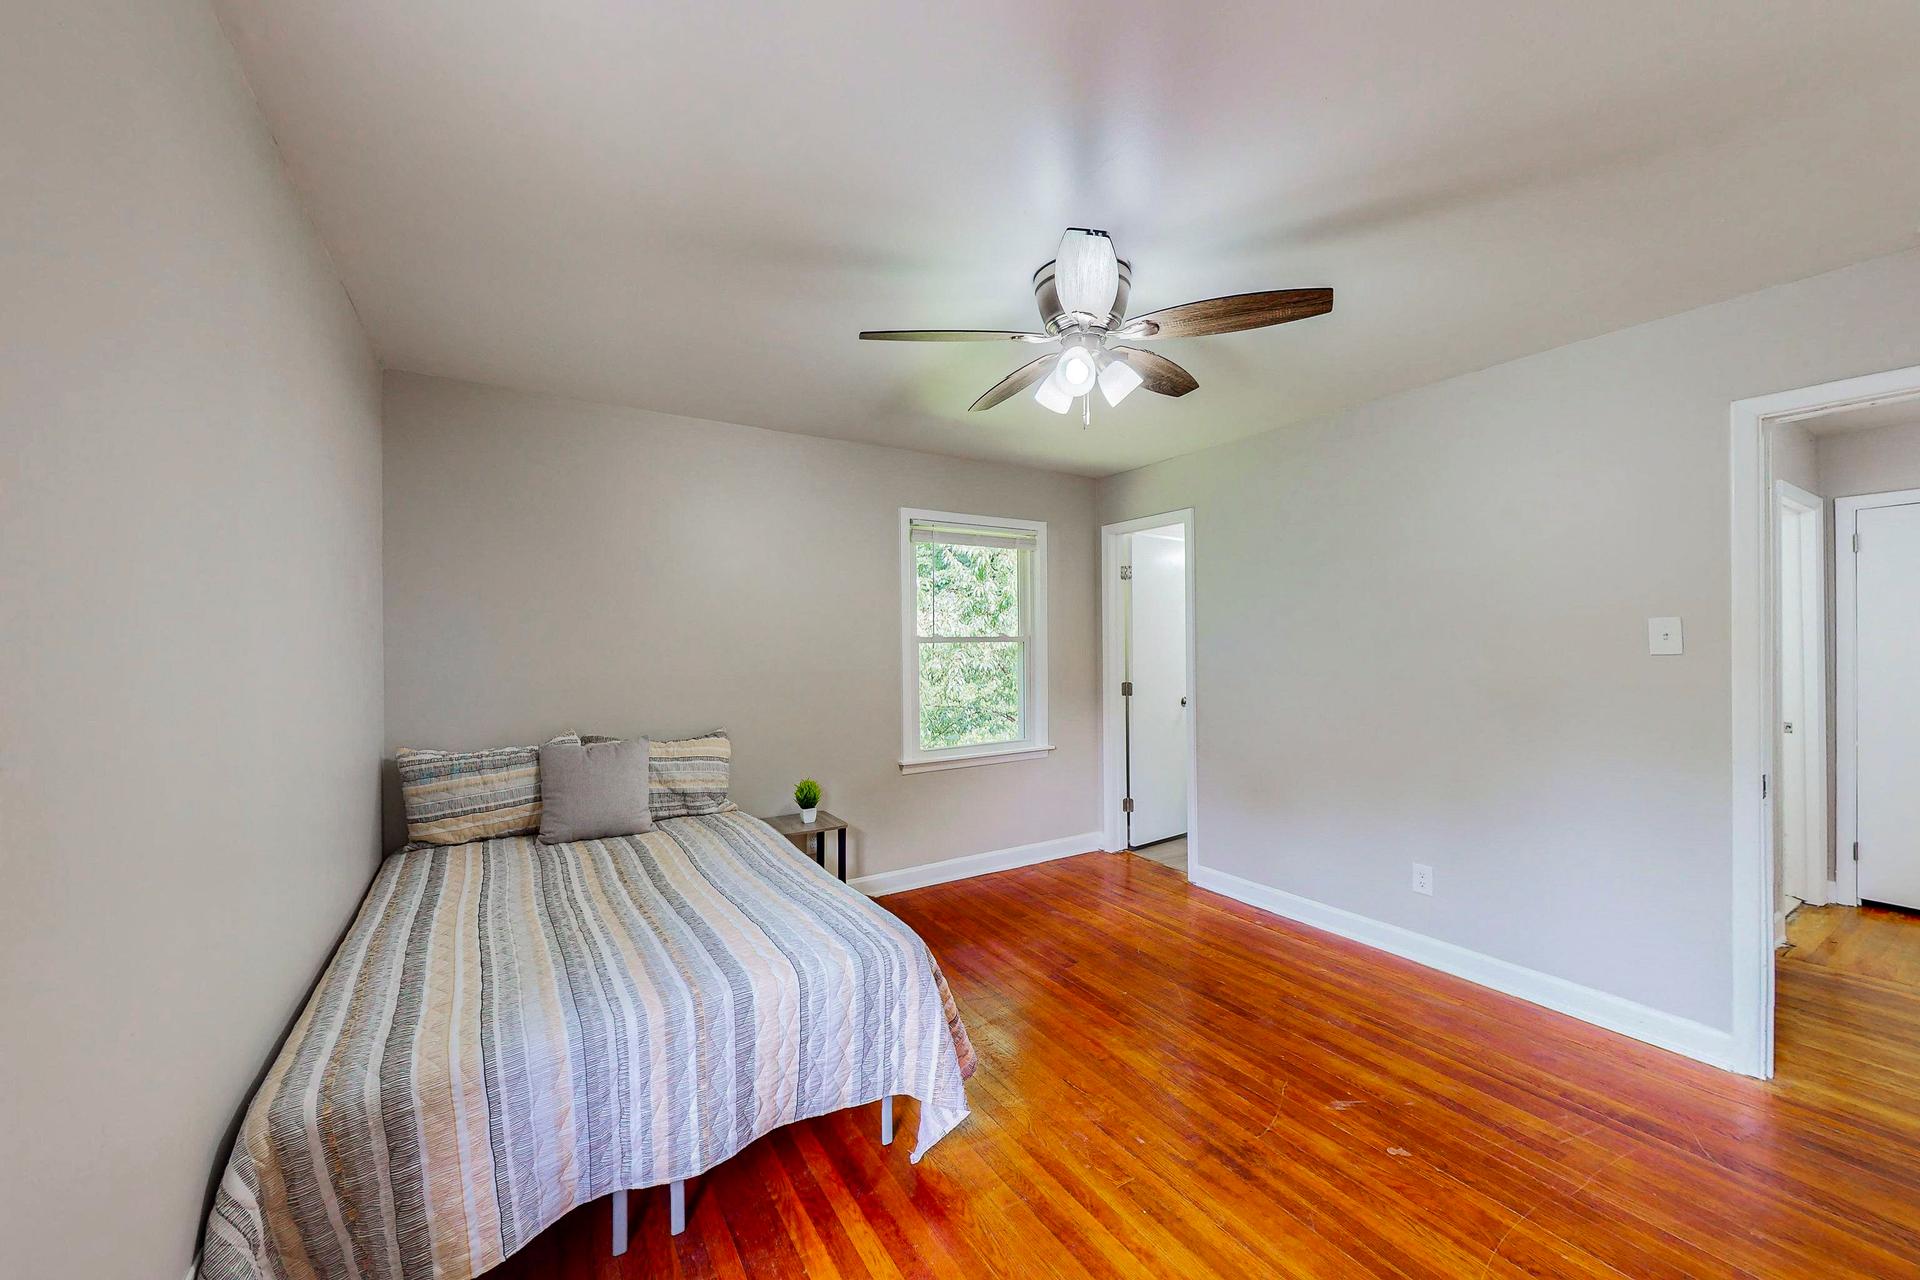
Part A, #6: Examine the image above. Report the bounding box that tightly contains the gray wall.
[1818,418,1920,497]
[1771,422,1819,495]
[1096,249,1920,1032]
[0,4,385,1277]
[382,372,1101,875]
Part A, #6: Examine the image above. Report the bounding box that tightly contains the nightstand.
[762,809,849,881]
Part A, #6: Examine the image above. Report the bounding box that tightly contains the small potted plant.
[794,778,821,825]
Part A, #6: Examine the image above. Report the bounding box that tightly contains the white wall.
[1096,249,1920,1036]
[0,3,385,1277]
[382,372,1100,877]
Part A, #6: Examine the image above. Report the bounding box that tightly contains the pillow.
[586,730,737,819]
[396,734,578,846]
[537,737,654,843]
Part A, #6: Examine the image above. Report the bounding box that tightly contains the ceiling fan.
[860,229,1332,422]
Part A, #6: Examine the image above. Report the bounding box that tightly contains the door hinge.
[1121,797,1134,813]
[1119,564,1133,580]
[1853,531,1860,553]
[1853,841,1860,862]
[1120,680,1133,697]
[1761,774,1768,800]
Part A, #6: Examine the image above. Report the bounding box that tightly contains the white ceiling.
[214,1,1920,477]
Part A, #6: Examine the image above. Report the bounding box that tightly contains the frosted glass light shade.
[1098,355,1143,406]
[1054,229,1119,322]
[1033,369,1073,413]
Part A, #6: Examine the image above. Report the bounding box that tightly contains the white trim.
[1099,509,1200,868]
[1192,865,1740,1071]
[849,830,1105,896]
[1730,363,1920,1080]
[897,743,1056,774]
[184,1256,201,1280]
[1834,485,1920,908]
[898,507,1050,771]
[1775,908,1790,949]
[1773,480,1828,907]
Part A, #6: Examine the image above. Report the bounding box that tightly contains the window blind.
[908,519,1039,552]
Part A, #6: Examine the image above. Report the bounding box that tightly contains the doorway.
[1731,364,1920,1077]
[1101,510,1197,877]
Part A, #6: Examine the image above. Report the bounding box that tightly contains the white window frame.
[899,508,1052,774]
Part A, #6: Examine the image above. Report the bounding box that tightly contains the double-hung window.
[900,509,1050,772]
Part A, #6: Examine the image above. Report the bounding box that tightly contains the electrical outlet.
[1412,863,1434,896]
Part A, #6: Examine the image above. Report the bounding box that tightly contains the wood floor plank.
[486,853,1920,1278]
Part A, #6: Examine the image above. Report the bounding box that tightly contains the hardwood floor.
[1131,835,1188,874]
[490,853,1920,1278]
[1783,901,1920,989]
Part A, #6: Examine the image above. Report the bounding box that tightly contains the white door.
[1127,527,1188,846]
[1855,500,1920,911]
[1777,505,1808,903]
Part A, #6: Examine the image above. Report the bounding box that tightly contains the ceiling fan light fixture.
[1054,229,1119,324]
[1098,355,1143,407]
[1033,371,1074,414]
[860,228,1333,422]
[1056,345,1099,396]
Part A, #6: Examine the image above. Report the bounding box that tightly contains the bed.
[198,810,975,1280]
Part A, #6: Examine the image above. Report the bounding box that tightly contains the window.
[900,509,1050,772]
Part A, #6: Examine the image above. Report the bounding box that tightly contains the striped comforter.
[199,812,974,1280]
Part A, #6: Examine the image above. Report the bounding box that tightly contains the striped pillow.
[587,730,737,819]
[396,735,579,846]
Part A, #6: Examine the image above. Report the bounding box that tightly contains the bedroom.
[6,2,1920,1277]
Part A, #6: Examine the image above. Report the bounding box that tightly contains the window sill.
[899,743,1056,775]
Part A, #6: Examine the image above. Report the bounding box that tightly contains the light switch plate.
[1648,616,1683,655]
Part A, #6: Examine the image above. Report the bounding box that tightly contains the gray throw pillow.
[537,737,655,843]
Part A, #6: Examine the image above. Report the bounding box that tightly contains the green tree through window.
[915,540,1024,749]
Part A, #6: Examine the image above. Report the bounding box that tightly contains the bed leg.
[611,1188,628,1256]
[881,1095,894,1146]
[669,1178,686,1236]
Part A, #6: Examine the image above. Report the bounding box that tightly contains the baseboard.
[853,830,1106,897]
[183,1254,200,1280]
[1775,908,1790,948]
[1191,865,1740,1072]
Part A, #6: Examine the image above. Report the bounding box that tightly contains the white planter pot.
[798,807,818,824]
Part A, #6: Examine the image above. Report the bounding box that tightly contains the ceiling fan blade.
[1110,346,1198,397]
[969,353,1060,411]
[1115,288,1333,340]
[860,329,1051,342]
